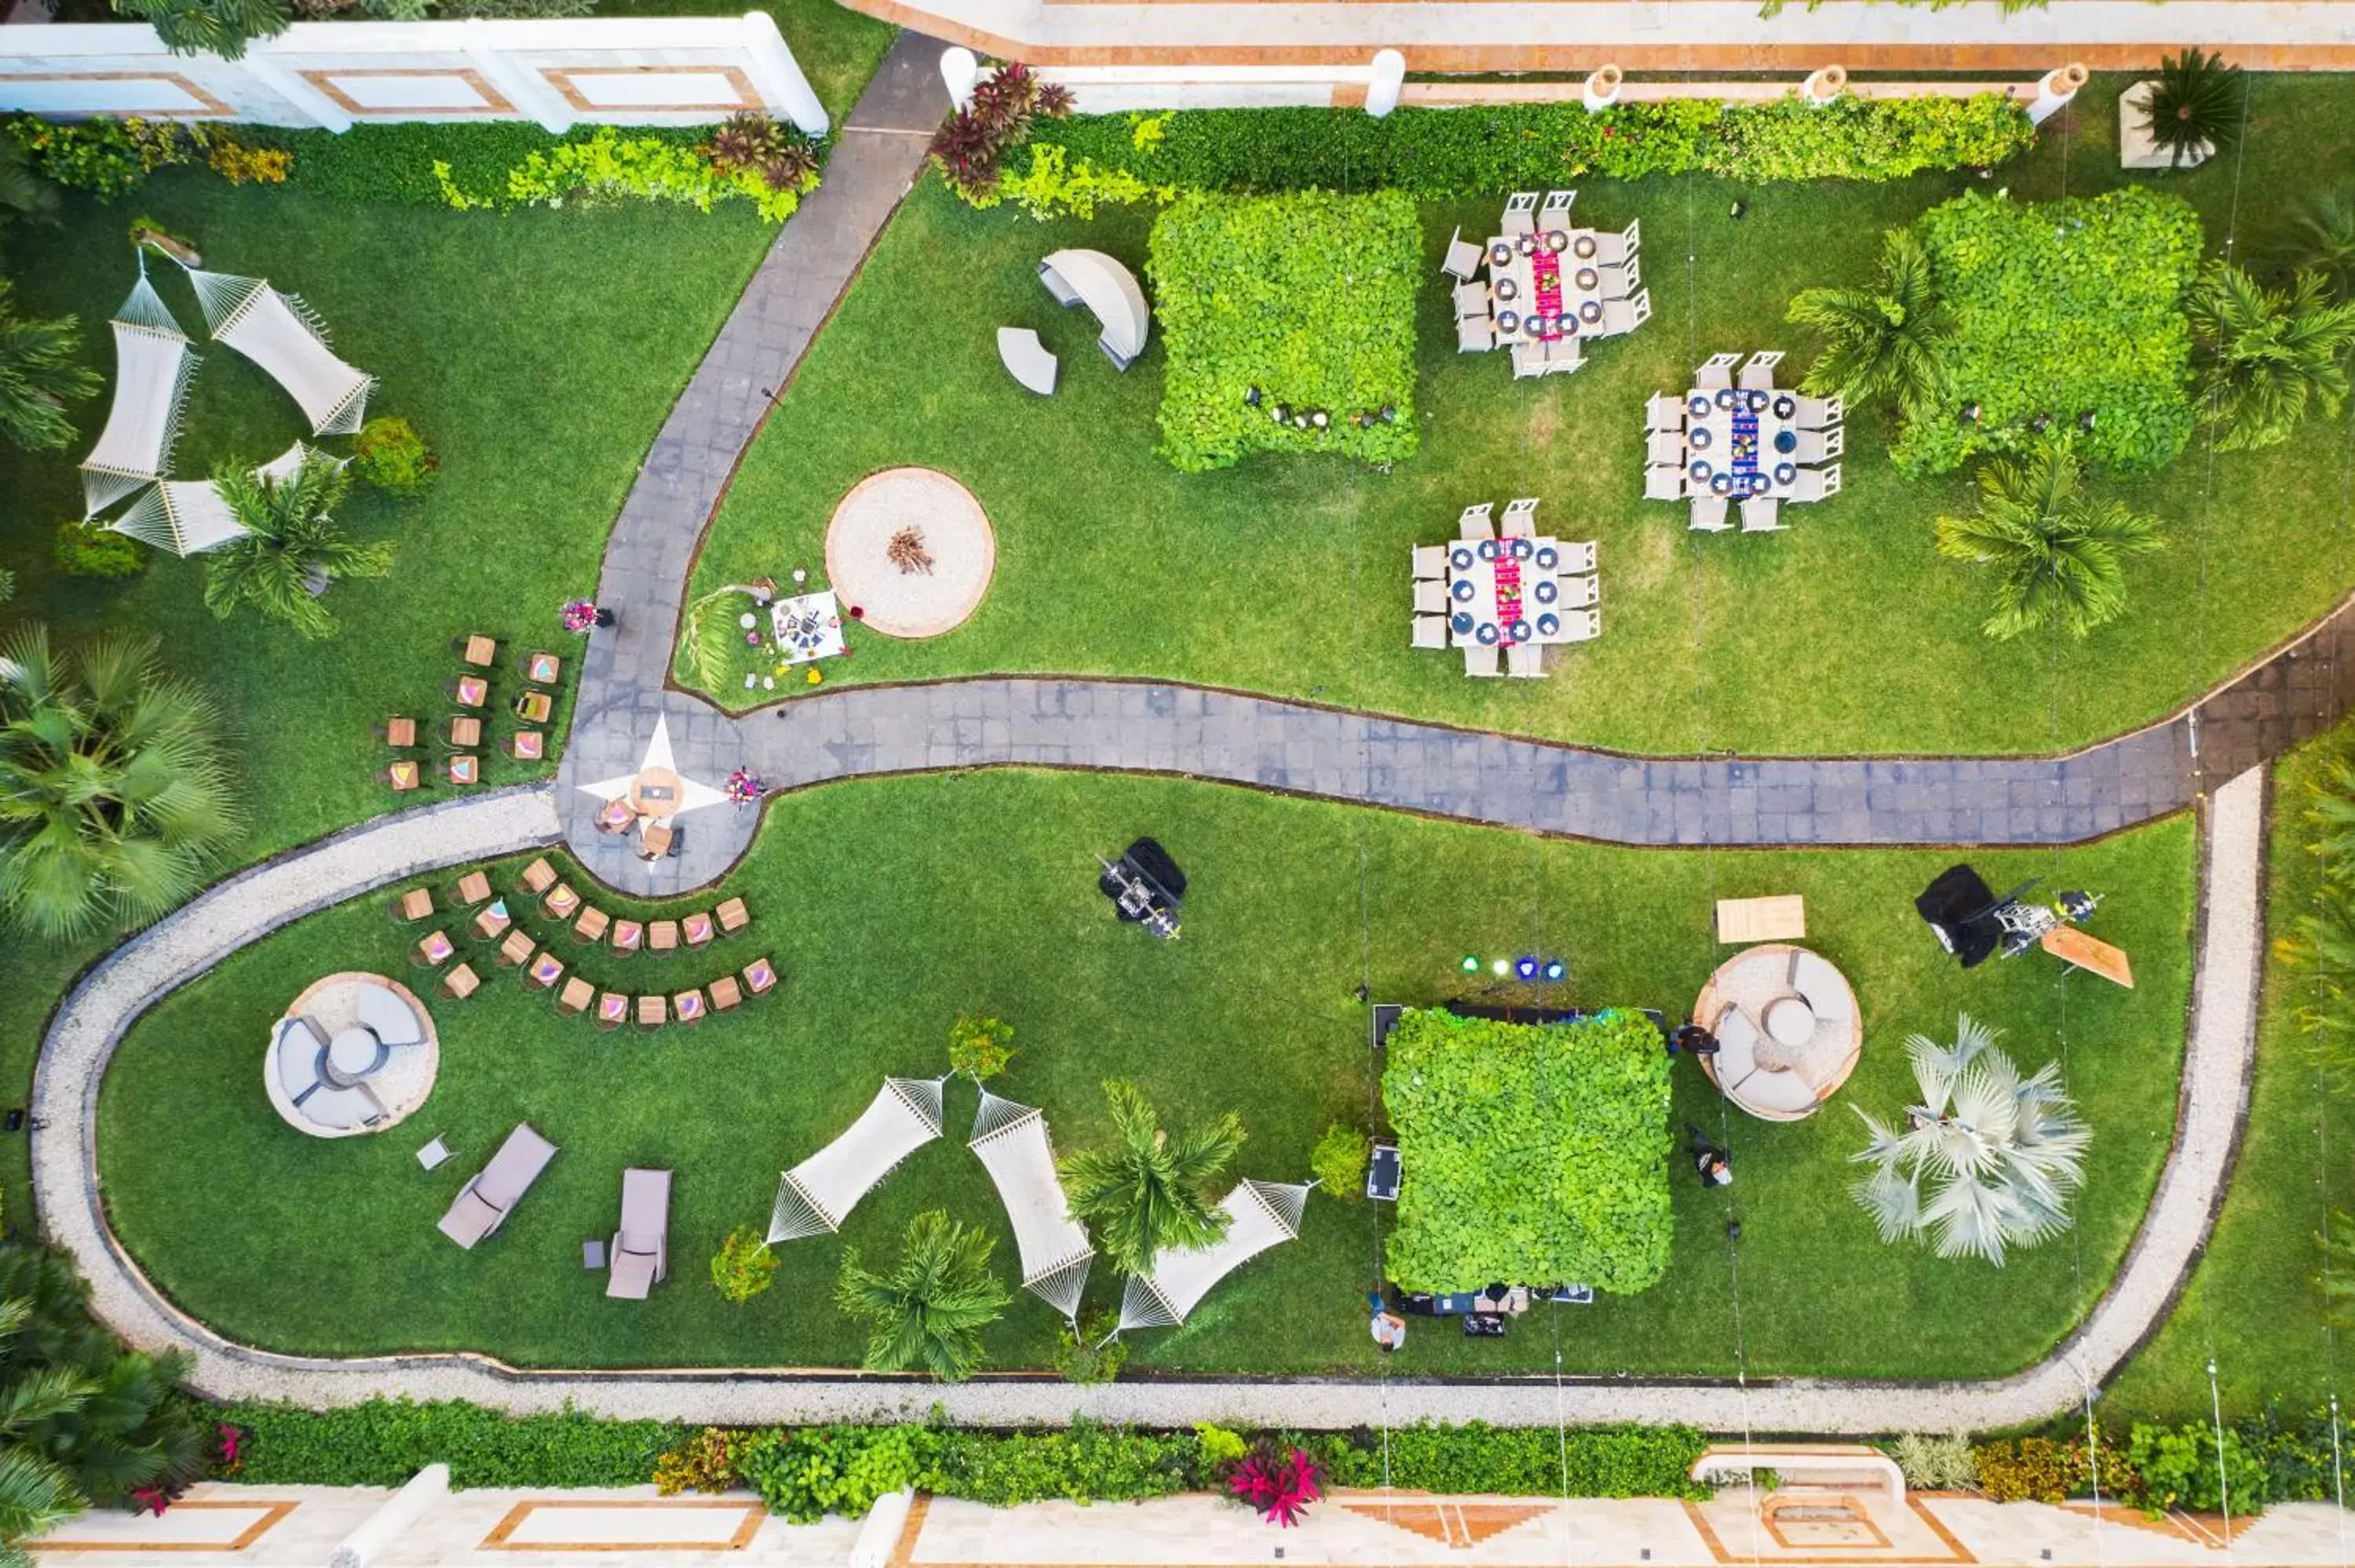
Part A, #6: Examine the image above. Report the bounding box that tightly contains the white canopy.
[184,268,374,436]
[968,1090,1094,1320]
[1039,248,1150,365]
[78,271,199,518]
[767,1075,947,1243]
[1116,1177,1311,1332]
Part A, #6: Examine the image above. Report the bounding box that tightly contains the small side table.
[582,1240,607,1271]
[415,1137,451,1171]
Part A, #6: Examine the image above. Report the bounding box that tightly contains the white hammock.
[968,1090,1093,1320]
[106,441,309,557]
[1115,1178,1313,1333]
[767,1075,947,1243]
[182,268,373,436]
[78,268,199,518]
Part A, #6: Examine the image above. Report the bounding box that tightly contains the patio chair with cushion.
[1455,315,1496,355]
[474,901,512,940]
[743,957,778,995]
[378,717,418,748]
[1646,392,1685,432]
[674,988,707,1025]
[1789,465,1842,503]
[455,634,498,668]
[594,799,634,836]
[1440,225,1482,282]
[574,906,611,943]
[715,897,750,935]
[1791,425,1843,464]
[508,731,546,762]
[1557,540,1599,574]
[520,650,561,685]
[596,992,629,1030]
[710,974,744,1012]
[1740,496,1784,533]
[1411,615,1448,651]
[557,976,593,1016]
[1510,340,1546,380]
[1646,429,1685,467]
[446,754,480,786]
[1693,352,1743,389]
[1791,393,1843,428]
[1501,191,1538,235]
[1738,349,1785,391]
[385,761,422,793]
[442,963,480,1000]
[606,1169,672,1300]
[1645,465,1685,502]
[527,951,564,989]
[1500,498,1539,537]
[1411,544,1447,580]
[634,995,667,1032]
[1506,643,1544,679]
[1458,504,1495,542]
[611,918,644,954]
[684,910,716,946]
[436,1123,556,1249]
[515,691,553,724]
[648,919,680,953]
[521,859,557,895]
[1690,496,1732,532]
[1463,644,1502,678]
[456,870,493,906]
[544,883,581,921]
[1412,579,1448,615]
[447,676,487,709]
[413,929,455,968]
[1451,279,1490,319]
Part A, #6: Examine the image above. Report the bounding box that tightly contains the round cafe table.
[628,767,683,819]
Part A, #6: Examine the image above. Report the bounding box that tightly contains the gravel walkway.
[28,768,2264,1431]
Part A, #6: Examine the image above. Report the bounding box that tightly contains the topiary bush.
[1308,1122,1371,1202]
[1382,1008,1672,1294]
[1148,189,1419,473]
[352,415,440,498]
[218,1399,685,1488]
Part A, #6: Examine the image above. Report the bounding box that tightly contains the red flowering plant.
[214,1423,244,1476]
[1225,1441,1324,1528]
[926,60,1073,201]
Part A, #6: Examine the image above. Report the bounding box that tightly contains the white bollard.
[940,46,980,112]
[1582,62,1623,114]
[2028,62,2089,126]
[849,1488,915,1568]
[1365,48,1406,118]
[1802,64,1848,107]
[328,1465,449,1568]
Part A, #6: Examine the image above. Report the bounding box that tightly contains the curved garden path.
[29,35,2335,1426]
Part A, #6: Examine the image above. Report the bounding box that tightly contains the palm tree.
[2271,187,2355,302]
[1784,228,1952,418]
[0,1303,90,1568]
[2138,48,2244,170]
[0,625,243,941]
[0,140,60,228]
[0,282,100,454]
[1059,1080,1245,1276]
[202,454,391,640]
[2186,263,2355,450]
[1849,1014,2091,1267]
[833,1211,1012,1381]
[108,0,289,59]
[1933,439,2164,642]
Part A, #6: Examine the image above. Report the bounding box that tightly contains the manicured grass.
[689,75,2355,757]
[100,771,2192,1383]
[590,0,897,126]
[2105,738,2355,1423]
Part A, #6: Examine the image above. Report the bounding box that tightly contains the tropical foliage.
[0,625,242,940]
[1225,1442,1323,1527]
[108,0,290,59]
[1848,1013,2091,1265]
[928,62,1072,202]
[1058,1079,1245,1275]
[707,1227,777,1306]
[2137,48,2244,169]
[1307,1122,1371,1203]
[350,415,440,498]
[1382,1008,1673,1294]
[2271,186,2355,301]
[202,453,392,640]
[1897,187,2204,475]
[2185,263,2355,450]
[833,1211,1012,1382]
[431,126,820,223]
[1148,190,1419,472]
[946,1013,1017,1082]
[0,280,99,454]
[0,140,59,228]
[1784,228,1950,418]
[1933,439,2165,641]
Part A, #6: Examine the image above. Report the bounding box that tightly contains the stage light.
[1543,959,1566,982]
[1460,954,1481,974]
[1491,958,1510,977]
[1515,956,1539,981]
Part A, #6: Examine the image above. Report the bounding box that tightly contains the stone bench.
[996,326,1057,396]
[1691,1443,1904,1504]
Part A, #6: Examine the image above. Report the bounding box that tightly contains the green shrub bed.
[1382,1008,1673,1295]
[220,1400,688,1488]
[1899,185,2203,475]
[1146,188,1420,472]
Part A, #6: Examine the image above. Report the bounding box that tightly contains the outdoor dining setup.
[1411,498,1601,679]
[1645,352,1846,533]
[1444,191,1652,381]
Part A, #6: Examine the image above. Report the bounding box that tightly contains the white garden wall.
[0,13,827,136]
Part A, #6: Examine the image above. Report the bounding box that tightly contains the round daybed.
[1693,943,1862,1121]
[265,972,439,1138]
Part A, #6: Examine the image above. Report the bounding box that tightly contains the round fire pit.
[823,467,997,639]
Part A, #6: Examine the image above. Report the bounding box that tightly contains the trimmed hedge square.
[1383,1008,1673,1295]
[1145,189,1419,473]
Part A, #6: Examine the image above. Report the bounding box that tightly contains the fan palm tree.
[1784,228,1952,418]
[1849,1014,2091,1267]
[1933,439,2164,642]
[2186,263,2355,451]
[108,0,289,59]
[203,454,391,640]
[1059,1079,1245,1276]
[0,282,99,454]
[2138,48,2244,169]
[833,1211,1013,1381]
[0,625,243,941]
[2271,187,2355,302]
[0,1312,90,1568]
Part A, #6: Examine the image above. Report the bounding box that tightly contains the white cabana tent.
[106,440,312,557]
[78,267,200,517]
[1115,1177,1313,1332]
[968,1089,1093,1320]
[1038,248,1150,370]
[767,1075,947,1243]
[181,268,374,436]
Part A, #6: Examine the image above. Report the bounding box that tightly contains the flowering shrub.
[562,600,598,633]
[207,137,291,185]
[928,62,1073,202]
[1226,1443,1323,1527]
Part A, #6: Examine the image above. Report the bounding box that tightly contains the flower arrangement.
[562,600,597,633]
[1225,1442,1323,1527]
[725,768,762,805]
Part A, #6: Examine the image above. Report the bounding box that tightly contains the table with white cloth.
[1678,386,1806,502]
[1443,536,1584,649]
[770,589,846,665]
[1481,230,1610,350]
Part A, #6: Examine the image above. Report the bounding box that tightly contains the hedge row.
[218,1400,688,1488]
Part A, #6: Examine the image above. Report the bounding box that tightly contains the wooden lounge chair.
[683,911,715,946]
[574,906,611,943]
[390,887,433,923]
[606,1169,672,1300]
[557,976,594,1016]
[527,950,564,989]
[610,918,644,954]
[508,731,545,761]
[514,691,553,724]
[473,901,511,940]
[715,897,750,935]
[743,957,777,995]
[709,975,743,1012]
[634,995,667,1031]
[456,871,493,906]
[496,928,535,967]
[448,715,482,749]
[441,963,480,1000]
[412,928,455,968]
[648,919,680,953]
[596,991,629,1030]
[436,1123,556,1249]
[380,717,418,748]
[521,858,557,895]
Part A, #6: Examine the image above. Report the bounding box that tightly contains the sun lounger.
[606,1168,672,1300]
[436,1124,557,1249]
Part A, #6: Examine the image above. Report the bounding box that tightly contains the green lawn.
[590,0,897,126]
[688,75,2355,757]
[2104,738,2355,1423]
[100,771,2192,1384]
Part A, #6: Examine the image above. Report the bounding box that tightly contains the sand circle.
[823,468,996,639]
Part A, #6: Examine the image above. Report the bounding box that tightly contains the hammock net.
[968,1089,1094,1319]
[767,1075,947,1243]
[78,269,199,518]
[1116,1178,1313,1332]
[183,268,374,436]
[106,441,309,558]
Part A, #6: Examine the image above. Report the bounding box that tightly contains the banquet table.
[1443,535,1587,649]
[1483,230,1609,349]
[1681,385,1806,502]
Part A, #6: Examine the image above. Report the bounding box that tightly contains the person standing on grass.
[1685,1123,1733,1187]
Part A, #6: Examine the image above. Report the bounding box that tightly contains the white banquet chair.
[1459,503,1495,541]
[1694,352,1742,389]
[1412,615,1448,650]
[1646,429,1685,467]
[1689,496,1732,532]
[1413,579,1448,614]
[1441,225,1482,282]
[1539,189,1577,228]
[1790,393,1843,428]
[1452,279,1492,319]
[1646,392,1685,432]
[1740,497,1784,533]
[1501,498,1539,536]
[1506,643,1546,679]
[1737,351,1785,390]
[1510,340,1546,380]
[1791,426,1844,463]
[1588,218,1640,265]
[1555,574,1600,608]
[1645,466,1685,502]
[1457,316,1497,354]
[1557,540,1598,574]
[1464,644,1502,677]
[1789,465,1842,503]
[1559,607,1601,643]
[1411,544,1448,579]
[1502,191,1539,235]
